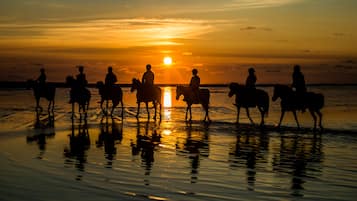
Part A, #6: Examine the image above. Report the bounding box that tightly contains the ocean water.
[0,86,356,201]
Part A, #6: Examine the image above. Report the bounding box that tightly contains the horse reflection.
[64,119,90,180]
[131,121,161,185]
[272,133,323,197]
[27,113,55,159]
[229,127,269,191]
[176,123,209,184]
[96,117,123,168]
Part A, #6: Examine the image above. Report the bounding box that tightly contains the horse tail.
[264,91,269,117]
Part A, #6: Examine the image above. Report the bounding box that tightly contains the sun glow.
[163,56,173,65]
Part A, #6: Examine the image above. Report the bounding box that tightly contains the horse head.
[228,82,242,97]
[272,84,291,101]
[131,78,141,92]
[96,81,104,89]
[176,85,184,100]
[26,79,35,90]
[65,75,76,87]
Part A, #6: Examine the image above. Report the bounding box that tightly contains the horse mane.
[229,82,242,90]
[274,84,292,92]
[96,81,104,88]
[132,78,142,85]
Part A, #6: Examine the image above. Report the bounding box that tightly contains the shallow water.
[0,87,356,201]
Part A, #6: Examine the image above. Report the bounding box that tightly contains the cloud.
[0,18,222,48]
[333,33,346,37]
[227,0,303,9]
[240,26,272,31]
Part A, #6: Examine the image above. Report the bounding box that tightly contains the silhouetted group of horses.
[26,78,324,131]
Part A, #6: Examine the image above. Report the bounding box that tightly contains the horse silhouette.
[66,76,91,119]
[272,84,324,130]
[228,83,269,126]
[26,79,55,113]
[130,78,162,120]
[96,81,124,117]
[176,85,210,122]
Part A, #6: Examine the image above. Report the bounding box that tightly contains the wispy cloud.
[0,18,223,47]
[227,0,303,9]
[240,26,272,31]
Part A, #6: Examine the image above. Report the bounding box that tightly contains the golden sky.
[0,0,356,83]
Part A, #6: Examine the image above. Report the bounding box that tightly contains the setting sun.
[163,56,173,65]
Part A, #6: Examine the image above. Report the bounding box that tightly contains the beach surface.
[0,86,357,201]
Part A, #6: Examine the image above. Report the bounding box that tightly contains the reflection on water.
[163,87,172,120]
[229,127,269,191]
[26,113,55,159]
[176,122,209,184]
[272,133,323,197]
[64,119,90,180]
[131,121,161,186]
[96,117,123,168]
[163,87,172,108]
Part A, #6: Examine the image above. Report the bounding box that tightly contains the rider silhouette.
[105,66,117,87]
[76,66,88,89]
[189,69,200,103]
[246,67,256,89]
[292,65,307,111]
[142,64,155,97]
[245,67,256,106]
[37,68,47,95]
[105,66,118,96]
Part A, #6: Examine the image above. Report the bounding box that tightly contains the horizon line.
[1,81,357,88]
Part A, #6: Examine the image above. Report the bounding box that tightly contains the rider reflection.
[64,119,90,180]
[96,117,123,168]
[131,120,161,186]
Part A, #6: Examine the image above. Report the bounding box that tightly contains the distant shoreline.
[1,81,357,89]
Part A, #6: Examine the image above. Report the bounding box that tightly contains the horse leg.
[85,101,89,119]
[292,110,300,129]
[100,99,105,115]
[204,104,210,122]
[36,98,42,114]
[106,100,109,116]
[236,107,240,124]
[309,108,317,131]
[189,105,192,121]
[317,110,323,130]
[153,101,157,120]
[111,101,118,117]
[278,110,285,127]
[246,108,254,124]
[185,106,189,121]
[136,102,140,119]
[258,107,264,126]
[146,102,150,120]
[121,101,124,118]
[71,103,75,120]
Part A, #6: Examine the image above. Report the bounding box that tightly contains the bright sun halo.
[163,56,173,65]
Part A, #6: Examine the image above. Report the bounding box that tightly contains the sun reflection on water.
[163,87,172,120]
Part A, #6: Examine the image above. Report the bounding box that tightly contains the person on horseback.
[142,64,155,98]
[189,68,200,103]
[37,68,47,96]
[245,67,256,106]
[292,65,307,111]
[246,67,256,89]
[105,66,117,87]
[105,66,118,96]
[76,65,88,89]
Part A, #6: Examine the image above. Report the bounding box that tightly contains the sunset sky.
[0,0,356,84]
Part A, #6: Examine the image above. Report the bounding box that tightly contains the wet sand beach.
[0,86,357,201]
